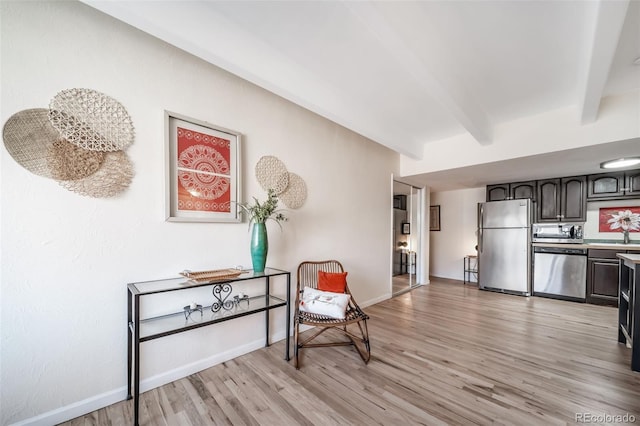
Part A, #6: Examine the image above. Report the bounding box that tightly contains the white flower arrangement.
[607,209,640,231]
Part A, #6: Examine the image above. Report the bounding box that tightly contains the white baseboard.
[361,292,391,308]
[10,387,127,426]
[11,293,389,426]
[10,332,288,426]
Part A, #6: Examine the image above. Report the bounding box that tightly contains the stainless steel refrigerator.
[478,199,532,296]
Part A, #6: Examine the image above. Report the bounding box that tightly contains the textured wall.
[0,1,398,424]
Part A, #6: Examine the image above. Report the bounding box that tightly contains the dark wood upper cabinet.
[587,172,624,198]
[561,176,587,222]
[626,170,640,197]
[536,176,586,222]
[486,181,536,202]
[536,178,561,222]
[511,181,536,201]
[587,170,640,200]
[486,184,509,201]
[487,169,640,212]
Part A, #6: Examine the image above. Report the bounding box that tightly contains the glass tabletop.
[128,267,289,295]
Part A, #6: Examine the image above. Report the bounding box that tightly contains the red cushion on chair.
[317,271,348,293]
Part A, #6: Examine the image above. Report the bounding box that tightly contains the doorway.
[392,181,422,295]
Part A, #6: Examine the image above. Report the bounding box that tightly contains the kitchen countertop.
[617,253,640,264]
[532,240,640,250]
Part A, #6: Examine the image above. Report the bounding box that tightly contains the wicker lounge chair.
[294,260,371,368]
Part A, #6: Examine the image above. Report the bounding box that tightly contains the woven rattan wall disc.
[48,88,134,152]
[3,108,63,178]
[58,151,134,197]
[279,172,307,209]
[255,155,289,194]
[47,139,106,181]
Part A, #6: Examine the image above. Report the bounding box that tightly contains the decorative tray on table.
[180,268,243,283]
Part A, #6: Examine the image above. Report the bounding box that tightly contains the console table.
[127,268,291,426]
[616,253,639,372]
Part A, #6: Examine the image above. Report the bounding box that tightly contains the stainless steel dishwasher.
[533,246,587,301]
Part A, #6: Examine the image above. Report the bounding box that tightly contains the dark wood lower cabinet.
[587,258,619,306]
[587,250,640,307]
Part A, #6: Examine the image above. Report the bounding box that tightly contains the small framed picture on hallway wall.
[430,205,441,231]
[402,222,411,234]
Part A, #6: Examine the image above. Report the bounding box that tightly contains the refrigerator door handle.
[478,204,484,252]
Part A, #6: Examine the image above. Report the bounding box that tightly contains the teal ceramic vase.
[250,222,268,273]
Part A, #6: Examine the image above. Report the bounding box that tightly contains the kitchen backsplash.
[584,199,640,240]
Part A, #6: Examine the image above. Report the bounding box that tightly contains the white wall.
[429,188,485,281]
[0,2,398,424]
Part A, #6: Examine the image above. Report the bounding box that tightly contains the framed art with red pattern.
[165,111,242,222]
[598,206,640,233]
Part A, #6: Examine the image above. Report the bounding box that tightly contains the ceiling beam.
[579,0,630,124]
[344,1,493,146]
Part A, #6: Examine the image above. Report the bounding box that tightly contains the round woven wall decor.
[47,139,106,181]
[48,88,135,152]
[3,108,64,178]
[279,172,307,209]
[58,151,134,198]
[255,155,289,195]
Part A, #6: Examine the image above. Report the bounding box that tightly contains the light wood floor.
[392,273,416,295]
[63,279,640,425]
